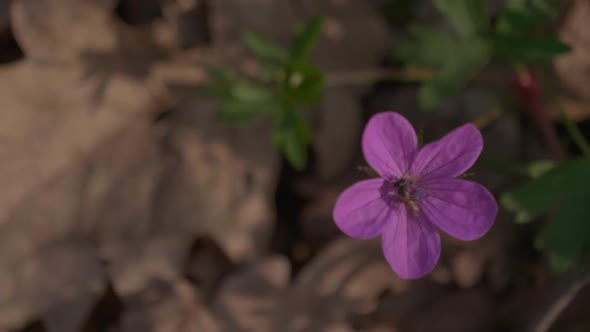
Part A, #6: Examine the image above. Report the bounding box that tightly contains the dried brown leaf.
[0,1,301,330]
[11,0,118,63]
[214,238,405,331]
[120,278,220,332]
[0,4,177,326]
[0,243,105,330]
[44,293,99,332]
[555,0,590,121]
[154,98,279,261]
[0,58,161,328]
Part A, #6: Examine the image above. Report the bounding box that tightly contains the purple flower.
[333,112,498,279]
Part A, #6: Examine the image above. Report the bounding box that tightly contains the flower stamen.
[381,177,425,215]
[396,178,424,215]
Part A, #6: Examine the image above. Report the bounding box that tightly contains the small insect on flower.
[333,112,498,279]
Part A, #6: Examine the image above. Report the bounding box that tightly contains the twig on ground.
[526,262,590,332]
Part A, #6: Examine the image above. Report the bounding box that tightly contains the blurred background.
[0,0,589,331]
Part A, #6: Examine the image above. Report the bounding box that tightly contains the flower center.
[381,177,425,214]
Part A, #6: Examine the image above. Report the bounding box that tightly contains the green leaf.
[272,108,311,170]
[418,61,476,109]
[395,23,491,109]
[217,100,276,124]
[504,0,555,14]
[243,32,289,65]
[231,81,274,103]
[547,251,579,274]
[494,34,571,63]
[216,81,277,124]
[418,38,490,109]
[537,189,590,272]
[291,16,324,63]
[495,0,557,35]
[495,8,549,35]
[501,158,590,224]
[201,67,235,97]
[493,0,569,64]
[206,66,234,84]
[501,157,590,272]
[433,0,489,37]
[395,25,457,67]
[284,63,324,105]
[526,160,556,178]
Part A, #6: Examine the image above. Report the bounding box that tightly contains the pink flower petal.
[332,179,393,239]
[362,112,418,178]
[410,124,482,179]
[419,178,498,241]
[381,205,441,279]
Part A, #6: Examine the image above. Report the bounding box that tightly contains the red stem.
[514,68,565,161]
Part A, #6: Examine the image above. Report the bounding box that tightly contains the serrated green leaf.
[395,23,491,109]
[493,0,569,64]
[496,0,557,34]
[395,25,457,67]
[418,38,490,109]
[504,0,555,13]
[272,108,310,170]
[243,32,289,66]
[291,16,324,63]
[494,34,571,63]
[433,0,489,37]
[502,156,590,272]
[418,65,469,109]
[495,8,548,35]
[501,158,590,224]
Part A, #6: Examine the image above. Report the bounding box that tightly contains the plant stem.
[527,263,590,332]
[325,67,510,87]
[513,67,566,161]
[326,67,435,86]
[560,108,590,156]
[473,105,504,130]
